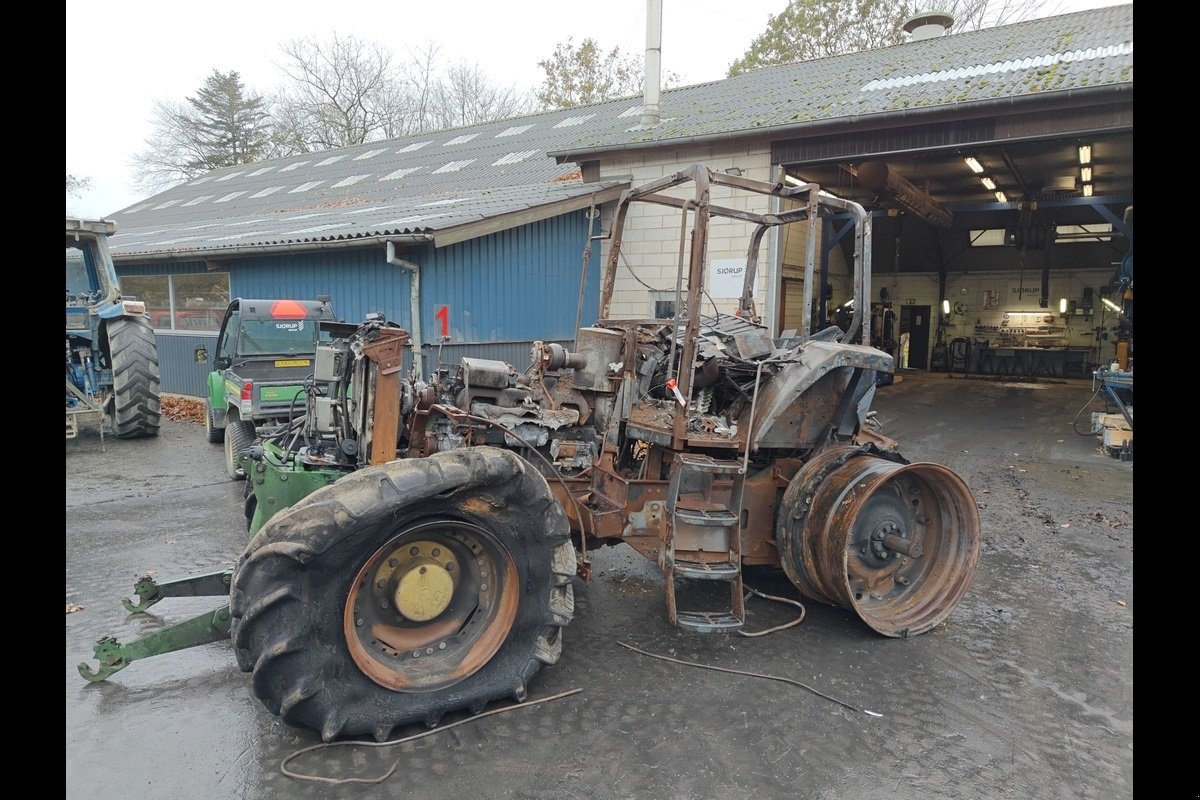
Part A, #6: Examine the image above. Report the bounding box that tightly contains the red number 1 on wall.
[435,305,449,338]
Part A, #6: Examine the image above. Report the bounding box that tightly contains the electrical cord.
[1070,383,1105,435]
[618,249,670,294]
[280,689,584,785]
[616,641,881,717]
[738,586,807,637]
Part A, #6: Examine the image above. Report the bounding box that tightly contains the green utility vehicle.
[198,297,336,479]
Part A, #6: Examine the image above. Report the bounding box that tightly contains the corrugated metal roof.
[108,5,1130,258]
[552,4,1132,156]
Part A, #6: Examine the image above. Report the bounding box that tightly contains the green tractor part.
[79,569,236,681]
[120,569,233,614]
[78,604,232,683]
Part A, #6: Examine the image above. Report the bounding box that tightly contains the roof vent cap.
[903,11,955,41]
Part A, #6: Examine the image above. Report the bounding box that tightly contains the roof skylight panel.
[380,167,420,181]
[432,160,476,173]
[554,114,596,128]
[493,150,539,166]
[496,124,535,137]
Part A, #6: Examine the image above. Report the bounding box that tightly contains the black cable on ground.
[616,641,881,717]
[738,585,806,637]
[1071,384,1105,436]
[280,689,584,785]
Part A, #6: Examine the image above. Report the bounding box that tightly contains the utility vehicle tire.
[224,417,255,481]
[102,316,161,438]
[204,399,224,443]
[229,447,575,742]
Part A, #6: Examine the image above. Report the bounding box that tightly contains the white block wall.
[597,145,776,320]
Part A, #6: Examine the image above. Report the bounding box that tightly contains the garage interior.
[778,128,1132,380]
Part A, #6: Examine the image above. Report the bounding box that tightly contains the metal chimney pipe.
[640,0,662,127]
[902,11,954,41]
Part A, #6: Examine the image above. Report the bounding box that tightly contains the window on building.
[968,224,1115,247]
[1054,223,1113,244]
[967,229,1008,247]
[649,291,681,320]
[121,273,230,331]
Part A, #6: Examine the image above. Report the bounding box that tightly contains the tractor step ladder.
[664,453,746,633]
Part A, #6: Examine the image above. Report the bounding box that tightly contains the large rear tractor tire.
[224,417,256,481]
[229,447,576,742]
[102,316,161,438]
[204,399,225,443]
[777,445,980,638]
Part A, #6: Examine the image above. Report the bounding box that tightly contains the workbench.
[971,346,1092,378]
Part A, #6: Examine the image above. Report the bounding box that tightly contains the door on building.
[899,305,931,369]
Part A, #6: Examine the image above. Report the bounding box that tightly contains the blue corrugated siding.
[118,211,599,386]
[425,215,598,342]
[229,247,415,326]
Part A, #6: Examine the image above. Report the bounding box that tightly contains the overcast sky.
[64,0,1129,219]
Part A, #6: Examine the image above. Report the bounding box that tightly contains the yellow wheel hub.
[395,561,455,621]
[370,540,461,622]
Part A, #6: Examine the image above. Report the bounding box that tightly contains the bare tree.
[728,0,1057,76]
[432,63,533,130]
[66,173,92,198]
[272,32,414,151]
[130,70,271,191]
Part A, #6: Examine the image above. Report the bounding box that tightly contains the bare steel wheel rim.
[343,518,519,692]
[835,461,981,636]
[780,448,981,637]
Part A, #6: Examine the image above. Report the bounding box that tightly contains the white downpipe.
[640,0,662,127]
[386,240,424,378]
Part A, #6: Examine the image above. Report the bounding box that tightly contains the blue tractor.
[66,217,161,439]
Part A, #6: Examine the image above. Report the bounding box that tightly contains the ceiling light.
[964,157,984,173]
[1102,297,1122,313]
[995,191,1008,203]
[1080,166,1093,183]
[980,176,996,190]
[942,299,951,315]
[1078,144,1092,165]
[1059,298,1068,314]
[1082,183,1094,197]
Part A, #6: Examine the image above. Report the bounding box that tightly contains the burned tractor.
[80,166,981,743]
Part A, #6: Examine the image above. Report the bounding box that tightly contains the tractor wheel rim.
[343,518,518,692]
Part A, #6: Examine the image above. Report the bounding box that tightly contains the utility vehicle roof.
[227,298,336,322]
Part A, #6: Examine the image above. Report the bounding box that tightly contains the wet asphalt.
[66,371,1133,799]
